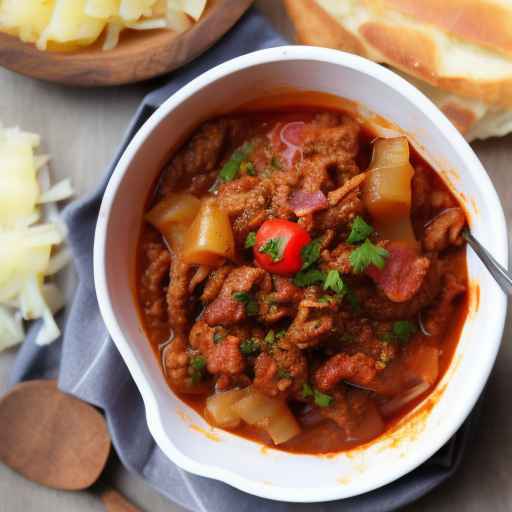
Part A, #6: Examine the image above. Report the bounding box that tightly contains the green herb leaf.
[300,239,321,270]
[392,320,417,343]
[314,389,333,408]
[233,291,259,316]
[302,382,314,398]
[277,368,291,379]
[240,338,260,356]
[191,355,206,370]
[246,162,256,176]
[276,329,287,340]
[259,237,286,262]
[318,295,337,304]
[323,270,347,296]
[293,268,326,288]
[347,216,374,244]
[349,239,389,273]
[245,232,256,249]
[264,330,276,345]
[271,156,281,169]
[219,143,253,182]
[213,332,224,344]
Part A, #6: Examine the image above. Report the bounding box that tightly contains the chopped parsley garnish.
[379,321,417,344]
[349,239,389,273]
[264,330,276,345]
[302,383,333,407]
[347,216,374,244]
[302,382,314,398]
[240,338,260,356]
[319,295,337,304]
[271,156,281,169]
[300,239,321,270]
[245,231,256,249]
[314,390,333,408]
[277,368,291,379]
[233,292,258,316]
[213,332,224,344]
[219,143,253,182]
[341,333,355,343]
[191,355,206,370]
[292,268,326,288]
[190,355,206,384]
[276,329,286,340]
[241,161,256,176]
[259,237,285,262]
[323,270,347,296]
[392,320,417,343]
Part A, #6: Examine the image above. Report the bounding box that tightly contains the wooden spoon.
[0,380,140,512]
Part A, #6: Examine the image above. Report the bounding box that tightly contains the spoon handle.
[463,231,512,296]
[100,488,143,512]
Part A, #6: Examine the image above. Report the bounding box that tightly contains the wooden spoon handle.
[100,488,142,512]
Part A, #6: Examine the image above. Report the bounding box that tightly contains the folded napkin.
[8,9,480,512]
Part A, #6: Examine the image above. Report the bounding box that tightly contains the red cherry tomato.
[254,219,311,275]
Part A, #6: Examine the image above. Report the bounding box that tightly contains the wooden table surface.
[0,2,511,511]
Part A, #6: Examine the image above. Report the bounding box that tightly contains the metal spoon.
[463,230,512,295]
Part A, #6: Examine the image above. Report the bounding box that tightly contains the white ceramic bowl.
[94,46,507,503]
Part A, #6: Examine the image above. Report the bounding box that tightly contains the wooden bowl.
[0,0,253,86]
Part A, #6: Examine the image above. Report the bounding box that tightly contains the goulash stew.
[137,107,468,454]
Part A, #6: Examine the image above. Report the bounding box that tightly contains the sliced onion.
[380,381,431,417]
[289,190,328,216]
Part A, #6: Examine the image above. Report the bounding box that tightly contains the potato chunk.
[182,200,235,266]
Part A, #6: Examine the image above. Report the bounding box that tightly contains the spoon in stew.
[0,380,141,512]
[463,230,512,295]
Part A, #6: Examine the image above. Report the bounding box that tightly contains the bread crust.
[284,0,512,108]
[282,0,512,140]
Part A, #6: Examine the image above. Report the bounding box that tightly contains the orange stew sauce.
[136,104,469,455]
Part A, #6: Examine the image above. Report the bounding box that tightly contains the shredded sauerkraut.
[0,124,73,351]
[0,0,208,52]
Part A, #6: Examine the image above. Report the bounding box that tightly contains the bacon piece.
[288,190,328,216]
[366,242,430,303]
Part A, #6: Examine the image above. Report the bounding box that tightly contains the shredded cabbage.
[0,124,73,351]
[0,0,207,52]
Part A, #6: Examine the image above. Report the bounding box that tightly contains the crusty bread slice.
[284,0,512,140]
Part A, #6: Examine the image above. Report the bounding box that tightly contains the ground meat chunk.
[423,208,465,252]
[217,176,271,245]
[358,257,441,320]
[140,239,171,330]
[286,287,334,348]
[313,189,364,232]
[163,335,190,391]
[167,257,193,337]
[160,120,229,196]
[254,343,308,397]
[201,265,233,303]
[314,352,377,391]
[258,276,304,324]
[203,266,269,326]
[321,243,353,274]
[189,320,245,376]
[366,242,431,303]
[423,273,466,336]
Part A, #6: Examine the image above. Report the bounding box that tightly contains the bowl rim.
[93,45,508,502]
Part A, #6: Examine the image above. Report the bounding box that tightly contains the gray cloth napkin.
[9,9,479,512]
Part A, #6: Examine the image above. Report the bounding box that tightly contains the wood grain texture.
[0,0,253,87]
[0,380,111,491]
